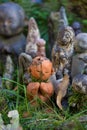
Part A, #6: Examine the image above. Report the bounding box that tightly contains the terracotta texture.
[27,82,54,103]
[29,56,54,80]
[40,82,54,97]
[27,56,54,105]
[27,82,40,101]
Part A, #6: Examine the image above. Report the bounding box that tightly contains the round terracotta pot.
[29,56,54,80]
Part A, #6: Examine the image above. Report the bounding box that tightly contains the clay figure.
[27,56,54,105]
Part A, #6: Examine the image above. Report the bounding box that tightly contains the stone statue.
[0,110,22,130]
[71,33,87,78]
[19,17,41,84]
[72,74,87,94]
[0,2,27,88]
[71,33,87,94]
[25,17,40,58]
[52,26,75,79]
[48,6,68,59]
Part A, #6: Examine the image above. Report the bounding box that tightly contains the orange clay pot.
[29,56,54,81]
[27,82,54,103]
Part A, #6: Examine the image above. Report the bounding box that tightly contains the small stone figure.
[19,17,40,84]
[7,110,22,130]
[36,38,46,57]
[71,33,87,78]
[0,110,22,130]
[72,21,82,36]
[0,2,27,88]
[52,26,75,79]
[3,55,14,89]
[0,2,26,58]
[71,33,87,94]
[72,74,87,94]
[48,6,68,59]
[75,33,87,53]
[25,17,40,58]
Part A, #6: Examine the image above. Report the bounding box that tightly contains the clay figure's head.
[0,2,26,36]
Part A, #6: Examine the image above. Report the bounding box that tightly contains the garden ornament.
[72,74,87,94]
[27,56,54,104]
[0,110,22,130]
[52,26,75,79]
[19,17,40,84]
[72,33,87,94]
[0,2,27,88]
